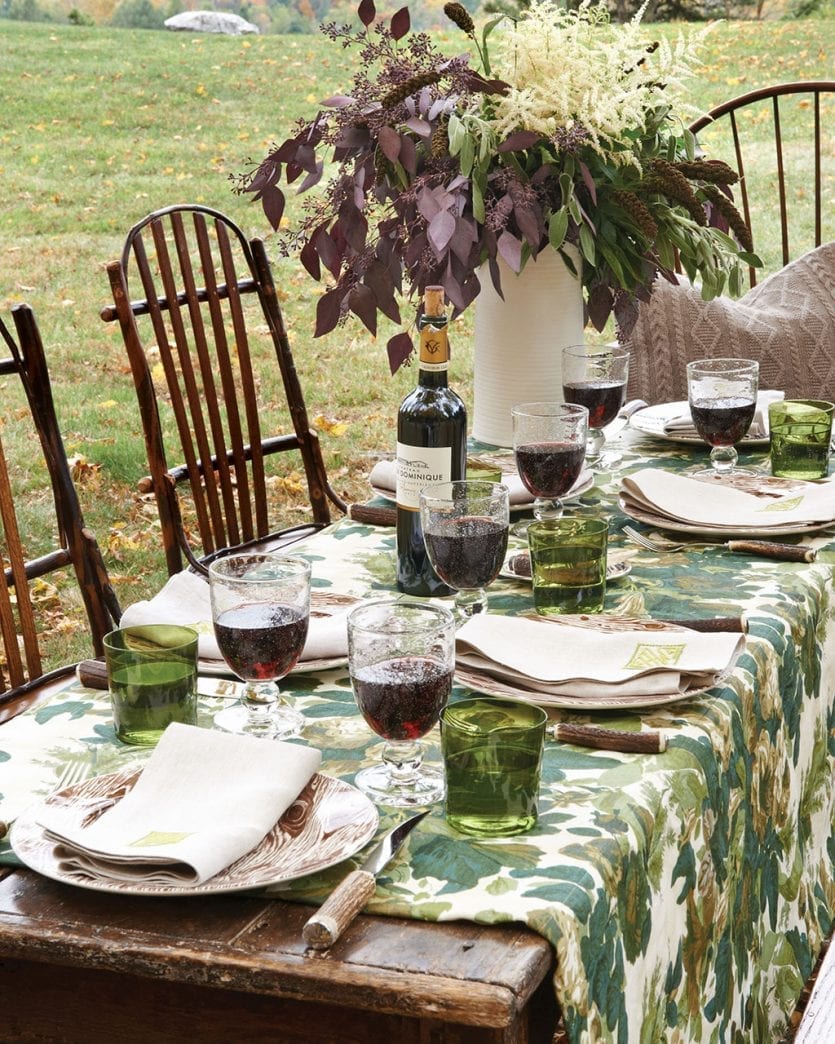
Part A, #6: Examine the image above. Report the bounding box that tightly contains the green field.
[1,16,833,669]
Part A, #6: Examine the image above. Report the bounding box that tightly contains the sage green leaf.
[548,208,569,249]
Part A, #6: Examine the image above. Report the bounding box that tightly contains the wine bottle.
[396,287,467,596]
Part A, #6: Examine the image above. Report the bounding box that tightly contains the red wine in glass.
[214,603,308,681]
[689,397,756,446]
[515,441,585,499]
[347,600,456,807]
[686,358,759,477]
[423,516,508,592]
[351,655,453,742]
[563,380,626,430]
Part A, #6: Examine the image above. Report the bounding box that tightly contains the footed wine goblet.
[348,600,455,807]
[209,553,311,739]
[686,358,759,478]
[419,480,510,619]
[562,344,630,469]
[511,402,588,524]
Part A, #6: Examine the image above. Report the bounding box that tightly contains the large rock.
[164,11,259,35]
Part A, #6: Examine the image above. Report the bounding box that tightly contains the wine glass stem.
[710,445,738,474]
[455,588,487,618]
[586,427,605,463]
[382,740,424,784]
[243,681,278,728]
[533,497,564,521]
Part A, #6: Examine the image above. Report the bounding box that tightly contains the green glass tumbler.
[527,516,608,615]
[104,624,199,745]
[769,399,834,480]
[441,697,547,837]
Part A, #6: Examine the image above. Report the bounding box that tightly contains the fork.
[0,756,90,840]
[622,525,815,562]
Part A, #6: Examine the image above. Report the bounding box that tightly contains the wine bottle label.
[396,443,453,511]
[418,324,449,372]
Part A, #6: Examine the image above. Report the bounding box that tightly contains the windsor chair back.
[0,304,120,718]
[102,205,348,576]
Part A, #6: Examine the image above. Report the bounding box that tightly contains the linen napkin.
[662,390,784,439]
[37,723,322,886]
[456,614,744,700]
[368,459,592,507]
[120,571,349,665]
[620,468,835,530]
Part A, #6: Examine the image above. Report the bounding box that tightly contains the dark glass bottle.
[396,287,467,596]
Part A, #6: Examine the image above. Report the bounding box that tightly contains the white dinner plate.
[199,655,346,677]
[618,496,835,539]
[11,770,378,897]
[629,402,770,447]
[370,471,596,515]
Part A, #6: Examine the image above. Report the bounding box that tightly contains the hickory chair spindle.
[688,81,834,289]
[0,305,121,722]
[101,204,354,578]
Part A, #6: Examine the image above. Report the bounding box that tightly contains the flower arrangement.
[238,0,758,371]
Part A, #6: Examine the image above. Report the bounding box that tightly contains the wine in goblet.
[419,480,510,619]
[686,358,759,478]
[209,553,311,739]
[511,402,588,524]
[347,600,455,807]
[562,343,629,468]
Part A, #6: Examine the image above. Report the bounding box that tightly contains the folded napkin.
[662,391,784,438]
[456,614,743,700]
[369,459,592,507]
[37,723,321,886]
[120,571,349,665]
[621,468,835,530]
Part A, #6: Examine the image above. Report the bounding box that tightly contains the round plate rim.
[629,401,769,447]
[11,770,378,898]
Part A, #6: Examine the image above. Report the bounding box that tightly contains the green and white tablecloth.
[2,432,834,1043]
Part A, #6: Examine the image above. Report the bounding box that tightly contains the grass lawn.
[1,15,833,669]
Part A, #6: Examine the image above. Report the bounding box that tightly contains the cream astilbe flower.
[488,0,709,163]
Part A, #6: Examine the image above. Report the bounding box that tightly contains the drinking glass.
[347,600,456,807]
[209,553,311,739]
[419,480,510,619]
[441,697,547,837]
[686,358,759,478]
[527,516,609,615]
[769,400,834,479]
[511,402,588,522]
[562,343,630,468]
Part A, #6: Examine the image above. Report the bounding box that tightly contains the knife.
[302,809,429,950]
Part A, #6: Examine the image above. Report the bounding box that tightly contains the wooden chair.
[0,305,121,720]
[689,81,834,289]
[102,204,352,576]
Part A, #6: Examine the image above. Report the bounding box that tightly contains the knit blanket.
[627,242,835,404]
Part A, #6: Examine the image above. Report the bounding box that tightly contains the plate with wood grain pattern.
[11,769,378,897]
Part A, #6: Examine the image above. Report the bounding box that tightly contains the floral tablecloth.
[1,431,834,1043]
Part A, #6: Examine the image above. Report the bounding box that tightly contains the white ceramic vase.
[472,247,585,448]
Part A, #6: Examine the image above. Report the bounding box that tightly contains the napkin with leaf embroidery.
[620,469,835,530]
[37,723,321,886]
[456,614,743,700]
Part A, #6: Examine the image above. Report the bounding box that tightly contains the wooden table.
[0,866,557,1042]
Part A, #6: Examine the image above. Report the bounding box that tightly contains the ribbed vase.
[472,248,585,448]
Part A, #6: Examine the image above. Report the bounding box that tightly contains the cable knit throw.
[627,242,835,405]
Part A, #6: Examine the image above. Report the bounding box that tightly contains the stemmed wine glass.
[419,480,510,619]
[511,402,588,524]
[562,344,630,468]
[209,553,311,739]
[686,358,759,478]
[347,600,455,807]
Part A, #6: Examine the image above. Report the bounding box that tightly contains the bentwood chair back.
[0,305,121,718]
[102,204,348,576]
[688,81,834,289]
